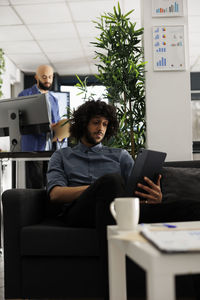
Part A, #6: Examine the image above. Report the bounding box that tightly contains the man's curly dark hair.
[70,100,119,141]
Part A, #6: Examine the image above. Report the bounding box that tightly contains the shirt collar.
[33,84,49,95]
[77,141,103,153]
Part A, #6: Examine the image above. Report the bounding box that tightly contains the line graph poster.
[153,26,185,71]
[152,0,183,17]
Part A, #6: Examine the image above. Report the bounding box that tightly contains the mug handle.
[110,201,116,220]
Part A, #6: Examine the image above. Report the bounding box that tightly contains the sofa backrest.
[161,160,200,203]
[164,160,200,168]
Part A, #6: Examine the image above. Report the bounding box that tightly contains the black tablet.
[125,149,167,197]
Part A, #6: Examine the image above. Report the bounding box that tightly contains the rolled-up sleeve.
[47,151,68,194]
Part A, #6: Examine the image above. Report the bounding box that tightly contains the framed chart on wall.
[152,0,184,17]
[153,25,185,71]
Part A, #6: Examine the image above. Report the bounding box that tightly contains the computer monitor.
[0,93,51,152]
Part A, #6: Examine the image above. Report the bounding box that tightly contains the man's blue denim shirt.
[47,142,134,194]
[18,84,60,151]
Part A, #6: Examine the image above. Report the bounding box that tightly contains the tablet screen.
[125,149,167,197]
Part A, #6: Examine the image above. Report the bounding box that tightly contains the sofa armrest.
[2,188,47,227]
[2,188,47,298]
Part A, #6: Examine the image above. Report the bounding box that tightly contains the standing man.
[47,100,162,300]
[18,65,60,188]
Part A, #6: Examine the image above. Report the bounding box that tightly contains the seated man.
[47,100,162,300]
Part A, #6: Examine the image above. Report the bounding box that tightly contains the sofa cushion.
[21,219,99,257]
[161,167,200,203]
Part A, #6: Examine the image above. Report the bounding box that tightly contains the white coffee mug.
[110,197,140,230]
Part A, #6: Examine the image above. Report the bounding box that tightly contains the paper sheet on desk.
[140,227,200,252]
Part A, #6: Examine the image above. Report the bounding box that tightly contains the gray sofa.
[2,160,200,299]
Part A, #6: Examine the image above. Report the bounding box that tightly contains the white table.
[107,222,200,300]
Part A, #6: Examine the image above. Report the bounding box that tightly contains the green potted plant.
[92,3,146,158]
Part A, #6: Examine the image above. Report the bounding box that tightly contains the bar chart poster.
[153,26,185,71]
[152,0,183,17]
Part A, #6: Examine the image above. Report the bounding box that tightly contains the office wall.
[1,55,23,99]
[0,56,23,191]
[141,0,192,161]
[0,56,23,152]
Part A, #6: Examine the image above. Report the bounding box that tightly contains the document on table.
[140,226,200,252]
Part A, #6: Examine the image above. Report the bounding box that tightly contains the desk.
[107,222,200,300]
[0,151,53,188]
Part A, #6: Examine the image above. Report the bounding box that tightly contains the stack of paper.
[140,225,200,252]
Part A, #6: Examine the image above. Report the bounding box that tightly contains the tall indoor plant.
[92,3,146,158]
